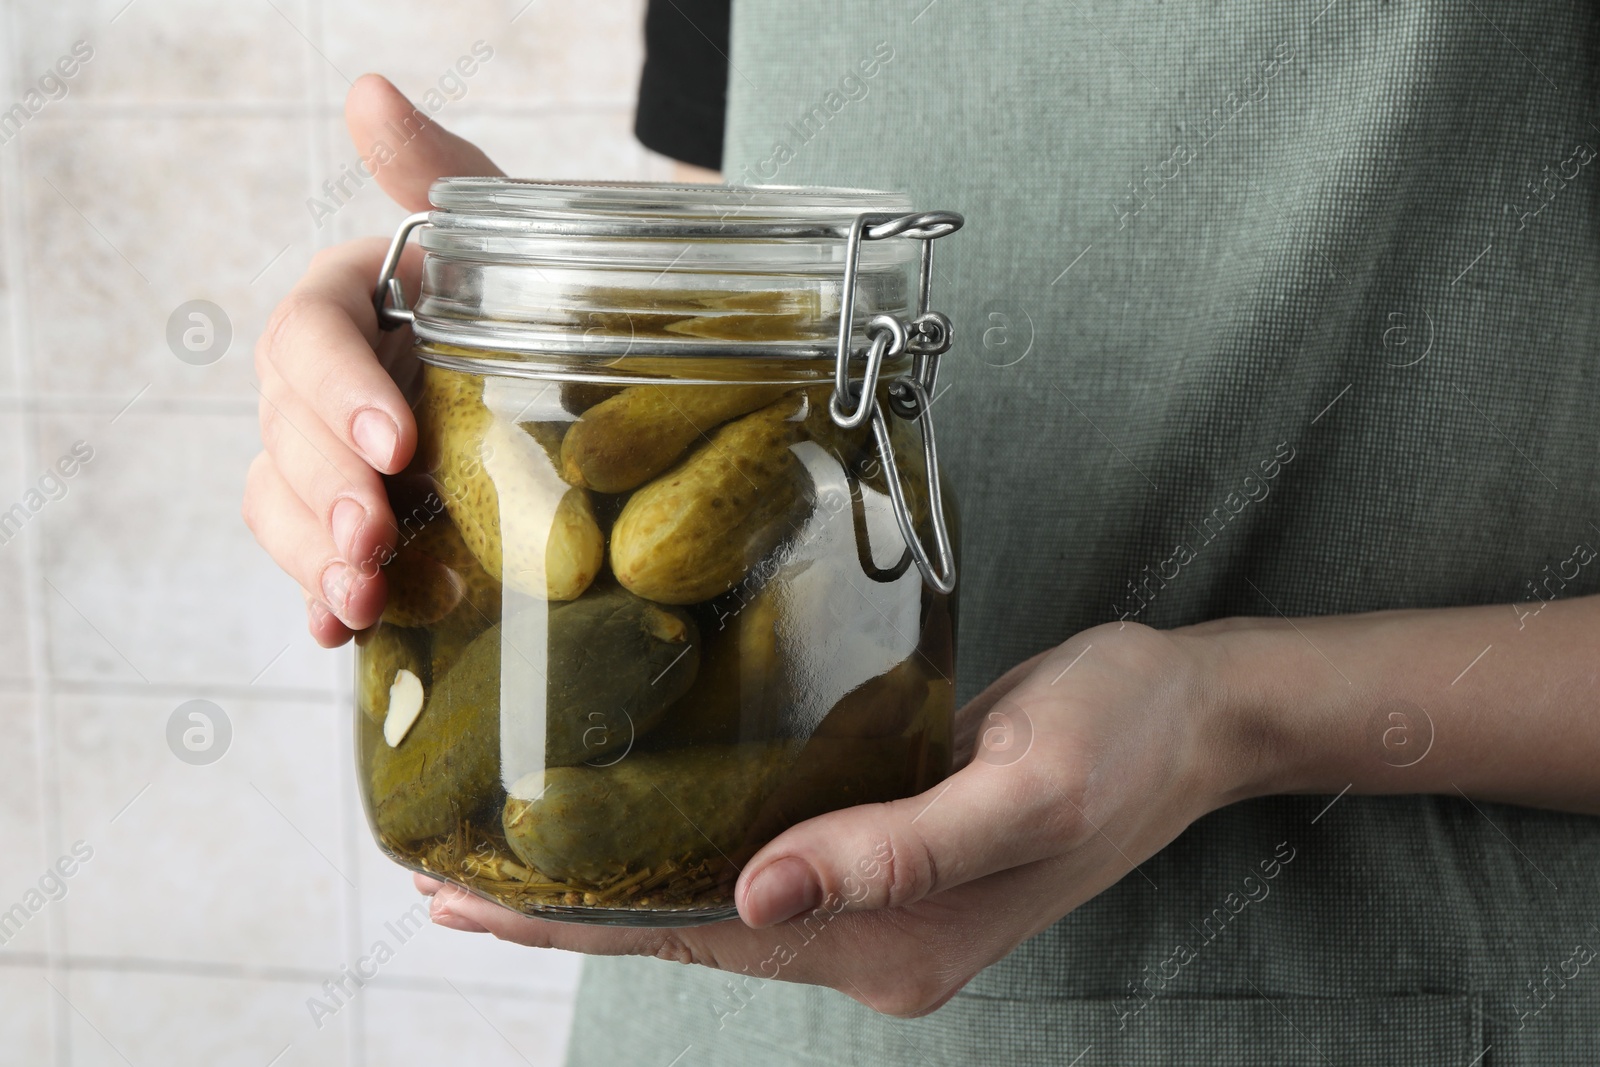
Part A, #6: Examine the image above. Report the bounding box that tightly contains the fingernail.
[351,408,398,470]
[743,856,821,928]
[321,562,355,615]
[330,497,367,558]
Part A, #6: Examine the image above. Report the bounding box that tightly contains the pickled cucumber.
[356,624,428,726]
[610,397,813,604]
[384,513,504,631]
[542,587,701,765]
[648,591,783,747]
[381,543,463,627]
[561,383,789,493]
[368,629,500,844]
[501,743,796,884]
[811,658,931,739]
[400,509,480,571]
[747,734,929,844]
[417,365,604,600]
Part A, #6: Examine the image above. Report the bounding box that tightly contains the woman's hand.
[420,621,1251,1017]
[242,75,500,647]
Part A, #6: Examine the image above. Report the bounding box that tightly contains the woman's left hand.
[418,620,1255,1017]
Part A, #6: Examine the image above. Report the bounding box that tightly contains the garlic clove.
[383,669,426,748]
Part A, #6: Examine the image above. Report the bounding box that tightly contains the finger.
[255,238,418,475]
[305,592,353,648]
[733,749,1071,928]
[345,74,502,211]
[425,886,491,933]
[257,362,396,573]
[242,452,388,630]
[424,871,1029,1017]
[426,882,696,958]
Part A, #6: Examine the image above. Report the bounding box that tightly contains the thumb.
[733,749,1061,929]
[345,74,502,211]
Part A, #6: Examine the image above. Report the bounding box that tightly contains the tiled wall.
[0,2,672,1063]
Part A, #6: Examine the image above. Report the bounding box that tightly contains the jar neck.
[407,180,921,363]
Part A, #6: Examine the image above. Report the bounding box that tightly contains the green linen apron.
[568,2,1600,1063]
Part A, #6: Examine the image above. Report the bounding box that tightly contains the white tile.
[354,828,584,997]
[0,416,35,682]
[363,984,573,1067]
[15,1,315,104]
[19,116,313,402]
[0,695,51,958]
[321,0,645,108]
[0,967,55,1067]
[63,969,349,1067]
[451,108,663,182]
[35,409,340,692]
[53,690,351,972]
[318,106,669,254]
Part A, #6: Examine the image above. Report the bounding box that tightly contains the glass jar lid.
[385,179,925,362]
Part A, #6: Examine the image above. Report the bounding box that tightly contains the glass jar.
[357,180,963,926]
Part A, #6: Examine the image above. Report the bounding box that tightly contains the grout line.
[0,675,341,705]
[0,952,578,1001]
[26,99,637,119]
[0,393,260,415]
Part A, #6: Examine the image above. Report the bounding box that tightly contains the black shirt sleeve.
[634,0,731,170]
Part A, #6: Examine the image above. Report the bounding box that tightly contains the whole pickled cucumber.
[610,397,813,604]
[429,604,494,679]
[367,629,501,844]
[394,588,698,774]
[648,590,784,748]
[811,658,931,740]
[501,743,796,884]
[519,420,569,472]
[400,509,480,571]
[542,587,701,765]
[381,543,463,627]
[384,513,504,630]
[747,734,933,846]
[561,383,790,493]
[356,624,428,726]
[417,365,604,600]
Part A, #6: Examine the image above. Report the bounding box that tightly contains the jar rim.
[427,178,916,237]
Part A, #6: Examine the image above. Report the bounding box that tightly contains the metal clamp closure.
[831,210,964,595]
[373,211,432,330]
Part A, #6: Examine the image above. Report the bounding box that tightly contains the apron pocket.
[927,990,1486,1066]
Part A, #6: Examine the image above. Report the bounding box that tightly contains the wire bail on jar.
[829,210,963,595]
[373,210,431,329]
[372,200,964,596]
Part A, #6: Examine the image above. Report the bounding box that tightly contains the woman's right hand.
[243,75,501,647]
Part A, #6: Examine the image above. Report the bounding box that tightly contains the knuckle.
[877,829,939,909]
[256,289,320,374]
[650,933,705,968]
[257,400,283,453]
[306,245,342,274]
[240,454,270,533]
